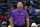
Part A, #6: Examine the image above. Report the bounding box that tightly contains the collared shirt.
[11,9,29,26]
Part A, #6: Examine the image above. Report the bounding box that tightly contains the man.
[9,6,15,15]
[28,5,37,16]
[11,6,14,11]
[1,22,7,27]
[31,23,37,27]
[24,5,29,14]
[10,2,29,27]
[24,5,32,16]
[24,5,29,13]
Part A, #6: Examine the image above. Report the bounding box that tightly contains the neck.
[18,9,21,12]
[18,9,22,12]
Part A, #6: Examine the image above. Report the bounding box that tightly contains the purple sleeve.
[25,11,29,19]
[11,11,14,18]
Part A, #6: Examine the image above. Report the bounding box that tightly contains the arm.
[26,18,29,27]
[25,11,29,27]
[10,11,14,27]
[10,17,14,27]
[28,8,31,14]
[29,11,31,14]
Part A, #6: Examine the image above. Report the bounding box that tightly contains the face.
[29,6,32,8]
[2,25,7,27]
[17,2,23,11]
[32,26,36,27]
[24,6,28,10]
[11,7,14,11]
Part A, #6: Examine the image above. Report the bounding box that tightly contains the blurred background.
[0,0,40,27]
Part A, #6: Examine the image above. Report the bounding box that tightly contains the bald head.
[17,2,23,11]
[17,2,23,5]
[17,2,23,9]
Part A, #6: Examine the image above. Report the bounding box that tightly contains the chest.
[14,12,25,19]
[14,12,25,16]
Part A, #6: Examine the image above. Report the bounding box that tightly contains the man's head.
[11,6,14,11]
[37,24,40,27]
[29,5,32,8]
[17,2,23,11]
[24,5,28,11]
[1,22,7,27]
[38,0,40,3]
[31,23,37,27]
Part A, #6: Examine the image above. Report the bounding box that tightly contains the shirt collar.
[17,9,23,12]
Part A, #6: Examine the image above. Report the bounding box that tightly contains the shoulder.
[22,9,28,13]
[28,8,30,10]
[28,8,30,9]
[22,9,26,11]
[32,8,35,9]
[32,8,35,10]
[12,9,17,13]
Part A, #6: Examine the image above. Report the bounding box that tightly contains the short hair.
[24,5,28,7]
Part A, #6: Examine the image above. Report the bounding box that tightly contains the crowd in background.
[0,0,40,27]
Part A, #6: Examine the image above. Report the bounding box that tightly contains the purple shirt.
[11,9,29,26]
